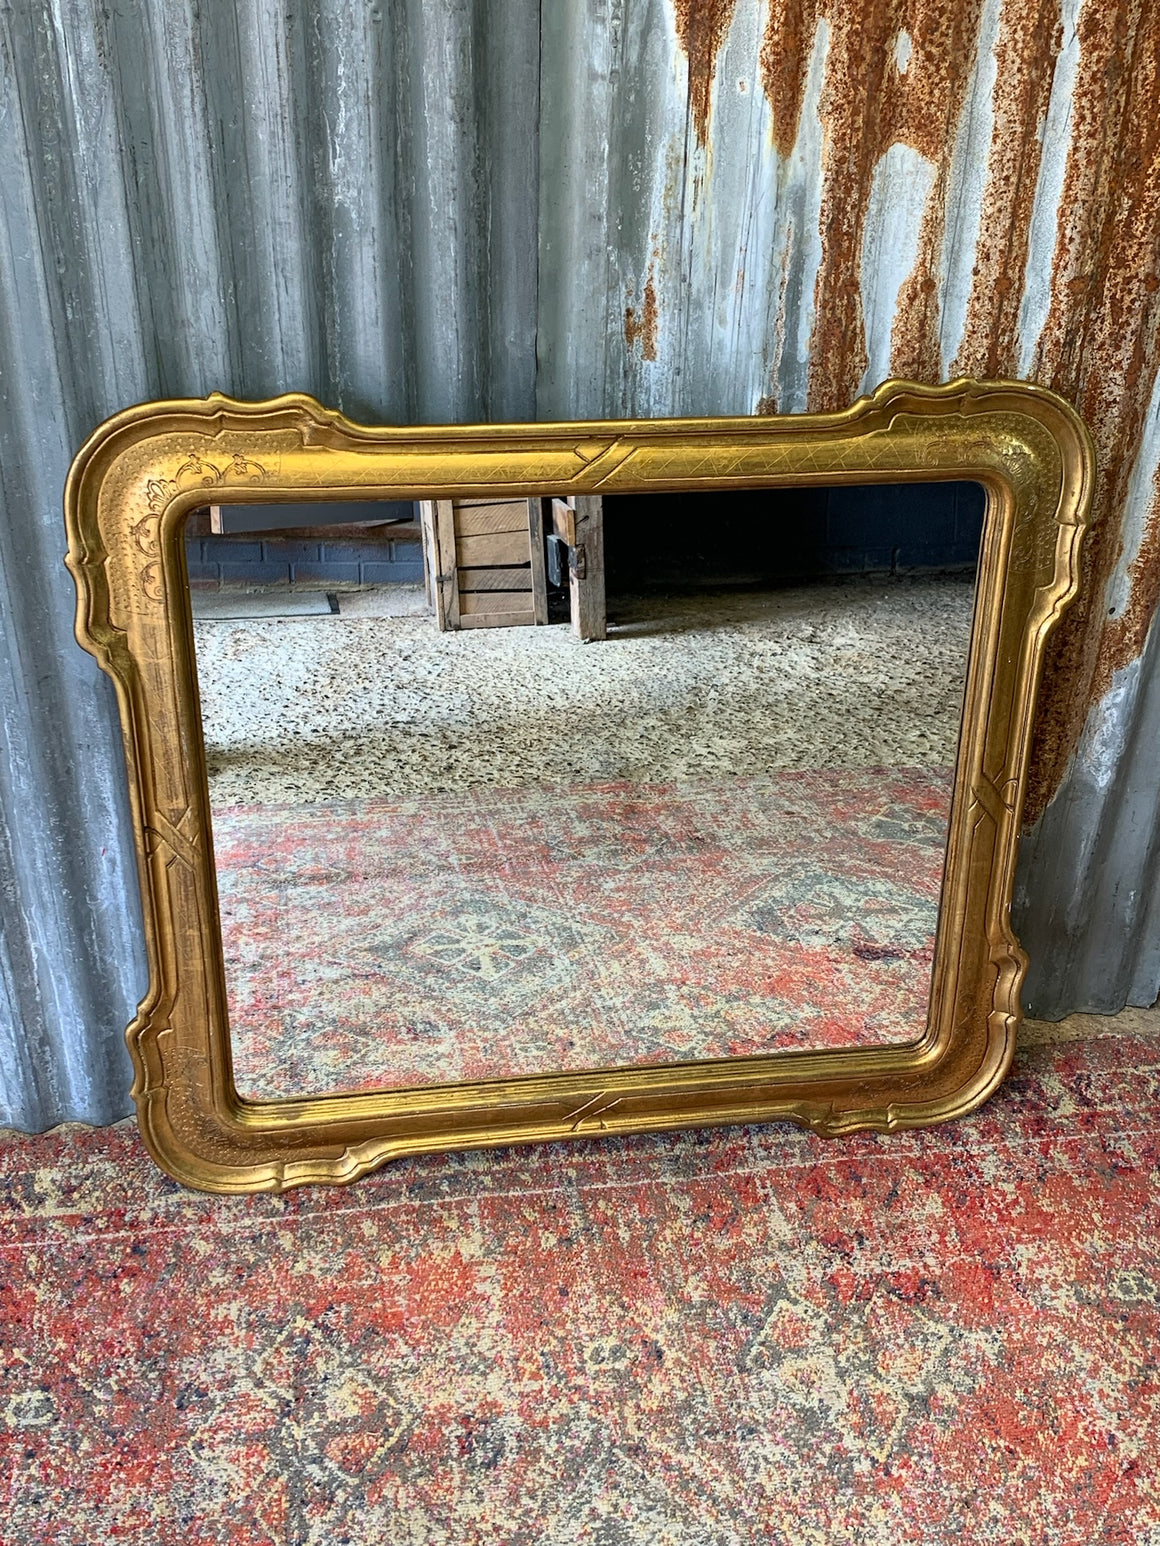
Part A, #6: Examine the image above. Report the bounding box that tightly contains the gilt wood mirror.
[66,379,1093,1193]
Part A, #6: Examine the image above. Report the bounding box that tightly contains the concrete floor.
[1021,1003,1160,1044]
[193,577,977,805]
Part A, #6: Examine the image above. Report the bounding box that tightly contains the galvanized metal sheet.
[1,0,1155,1128]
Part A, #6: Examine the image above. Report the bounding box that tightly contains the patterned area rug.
[2,1032,1158,1544]
[213,769,953,1099]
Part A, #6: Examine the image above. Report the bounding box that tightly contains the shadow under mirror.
[184,481,984,1101]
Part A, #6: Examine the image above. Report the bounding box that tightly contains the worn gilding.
[65,381,1093,1190]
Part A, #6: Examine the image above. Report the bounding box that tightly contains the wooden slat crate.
[550,496,606,641]
[420,497,548,631]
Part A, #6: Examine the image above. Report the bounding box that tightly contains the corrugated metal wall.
[1,0,1156,1129]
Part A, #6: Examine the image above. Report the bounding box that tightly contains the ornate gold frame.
[65,380,1094,1193]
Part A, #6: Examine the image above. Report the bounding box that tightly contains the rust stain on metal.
[756,0,1160,814]
[760,0,820,156]
[756,0,987,407]
[950,0,1061,376]
[625,275,659,362]
[1012,0,1160,822]
[671,0,741,145]
[663,0,1160,810]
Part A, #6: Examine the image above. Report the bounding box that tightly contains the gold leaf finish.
[64,381,1095,1194]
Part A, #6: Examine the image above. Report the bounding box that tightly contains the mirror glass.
[185,482,982,1100]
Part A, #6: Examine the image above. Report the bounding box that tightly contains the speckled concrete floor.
[193,578,976,805]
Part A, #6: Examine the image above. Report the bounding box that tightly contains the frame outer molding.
[64,379,1094,1193]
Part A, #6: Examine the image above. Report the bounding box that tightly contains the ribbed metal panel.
[1,0,1155,1128]
[0,0,542,1129]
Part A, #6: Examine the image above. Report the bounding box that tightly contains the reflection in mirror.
[185,482,983,1100]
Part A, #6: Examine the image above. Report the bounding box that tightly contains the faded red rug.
[1,1032,1158,1543]
[214,768,952,1098]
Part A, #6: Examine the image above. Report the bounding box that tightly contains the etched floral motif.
[132,450,268,601]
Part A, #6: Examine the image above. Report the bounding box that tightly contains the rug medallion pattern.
[211,768,953,1097]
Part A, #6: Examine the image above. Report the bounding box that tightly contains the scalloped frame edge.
[64,378,1094,1192]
